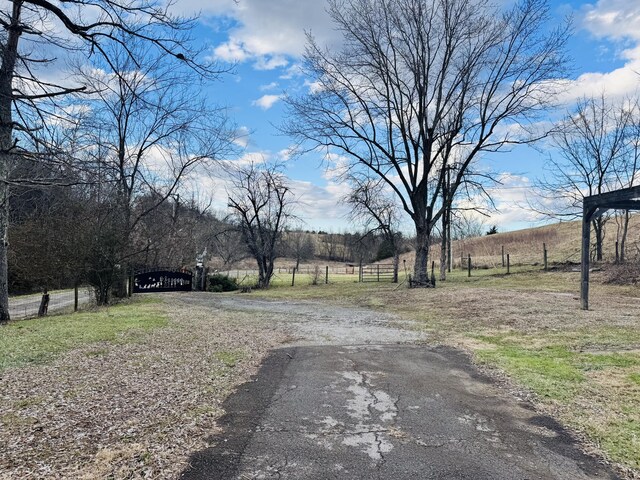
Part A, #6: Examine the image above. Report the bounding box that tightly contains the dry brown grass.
[0,298,287,479]
[394,214,640,270]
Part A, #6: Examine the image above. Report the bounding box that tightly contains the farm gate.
[360,264,396,282]
[133,269,193,293]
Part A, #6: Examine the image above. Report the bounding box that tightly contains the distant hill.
[398,215,640,269]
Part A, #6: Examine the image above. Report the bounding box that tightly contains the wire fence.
[9,286,95,320]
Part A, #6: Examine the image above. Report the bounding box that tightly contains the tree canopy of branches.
[345,175,401,282]
[227,163,293,289]
[71,40,232,302]
[534,95,639,261]
[0,1,227,318]
[284,0,569,286]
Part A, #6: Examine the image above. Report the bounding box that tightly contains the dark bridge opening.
[133,269,193,293]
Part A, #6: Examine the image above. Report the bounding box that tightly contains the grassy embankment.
[252,224,640,475]
[0,297,167,371]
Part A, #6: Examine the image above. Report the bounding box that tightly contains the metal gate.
[133,269,193,293]
[360,264,396,282]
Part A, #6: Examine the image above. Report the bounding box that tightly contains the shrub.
[207,274,239,292]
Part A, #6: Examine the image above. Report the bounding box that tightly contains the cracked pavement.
[176,294,618,480]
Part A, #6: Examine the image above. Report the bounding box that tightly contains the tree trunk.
[0,165,10,322]
[0,2,22,323]
[413,226,431,286]
[392,250,399,283]
[439,210,447,281]
[593,218,604,261]
[620,210,629,263]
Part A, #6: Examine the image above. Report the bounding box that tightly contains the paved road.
[9,288,94,319]
[173,294,618,480]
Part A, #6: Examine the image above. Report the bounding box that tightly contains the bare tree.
[615,99,640,262]
[72,40,233,302]
[284,229,316,270]
[0,0,221,320]
[534,95,633,261]
[227,163,293,289]
[284,0,569,286]
[345,175,401,282]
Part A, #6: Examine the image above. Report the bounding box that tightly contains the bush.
[207,274,239,292]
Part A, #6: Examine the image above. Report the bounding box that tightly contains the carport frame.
[581,185,640,310]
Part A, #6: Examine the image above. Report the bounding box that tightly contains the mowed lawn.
[254,265,640,477]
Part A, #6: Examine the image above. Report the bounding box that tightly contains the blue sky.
[179,0,640,233]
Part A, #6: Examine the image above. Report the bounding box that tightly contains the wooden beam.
[584,185,640,208]
[581,186,640,311]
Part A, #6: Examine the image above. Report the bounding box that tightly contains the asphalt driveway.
[179,342,617,479]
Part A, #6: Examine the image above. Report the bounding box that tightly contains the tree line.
[2,0,637,321]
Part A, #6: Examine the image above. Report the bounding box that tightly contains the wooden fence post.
[291,268,296,287]
[507,254,510,274]
[543,243,548,271]
[615,241,619,263]
[501,245,505,267]
[377,264,380,282]
[74,283,79,312]
[359,260,363,283]
[467,254,471,277]
[38,289,50,317]
[325,266,329,284]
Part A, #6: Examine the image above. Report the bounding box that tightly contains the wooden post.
[501,245,505,267]
[38,289,50,317]
[359,260,363,283]
[74,283,79,312]
[291,268,296,287]
[507,254,510,274]
[581,210,591,310]
[467,254,471,277]
[615,241,619,263]
[325,266,329,284]
[543,243,548,271]
[377,264,380,282]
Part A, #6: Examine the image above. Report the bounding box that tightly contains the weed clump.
[208,274,239,292]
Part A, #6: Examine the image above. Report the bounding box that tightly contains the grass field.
[0,297,167,371]
[252,264,640,476]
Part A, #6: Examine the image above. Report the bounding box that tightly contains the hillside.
[399,214,640,269]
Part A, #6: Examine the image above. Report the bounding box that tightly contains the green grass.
[475,341,585,401]
[473,332,640,468]
[214,350,245,368]
[0,297,167,371]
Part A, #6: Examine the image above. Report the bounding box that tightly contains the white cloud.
[581,0,640,41]
[560,1,640,102]
[233,126,251,148]
[194,0,335,68]
[252,94,282,110]
[254,55,289,71]
[213,39,250,62]
[260,82,279,91]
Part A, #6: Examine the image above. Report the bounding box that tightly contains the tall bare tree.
[284,0,569,285]
[72,40,232,302]
[0,0,219,320]
[615,99,640,262]
[534,95,633,261]
[227,163,293,289]
[345,175,401,282]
